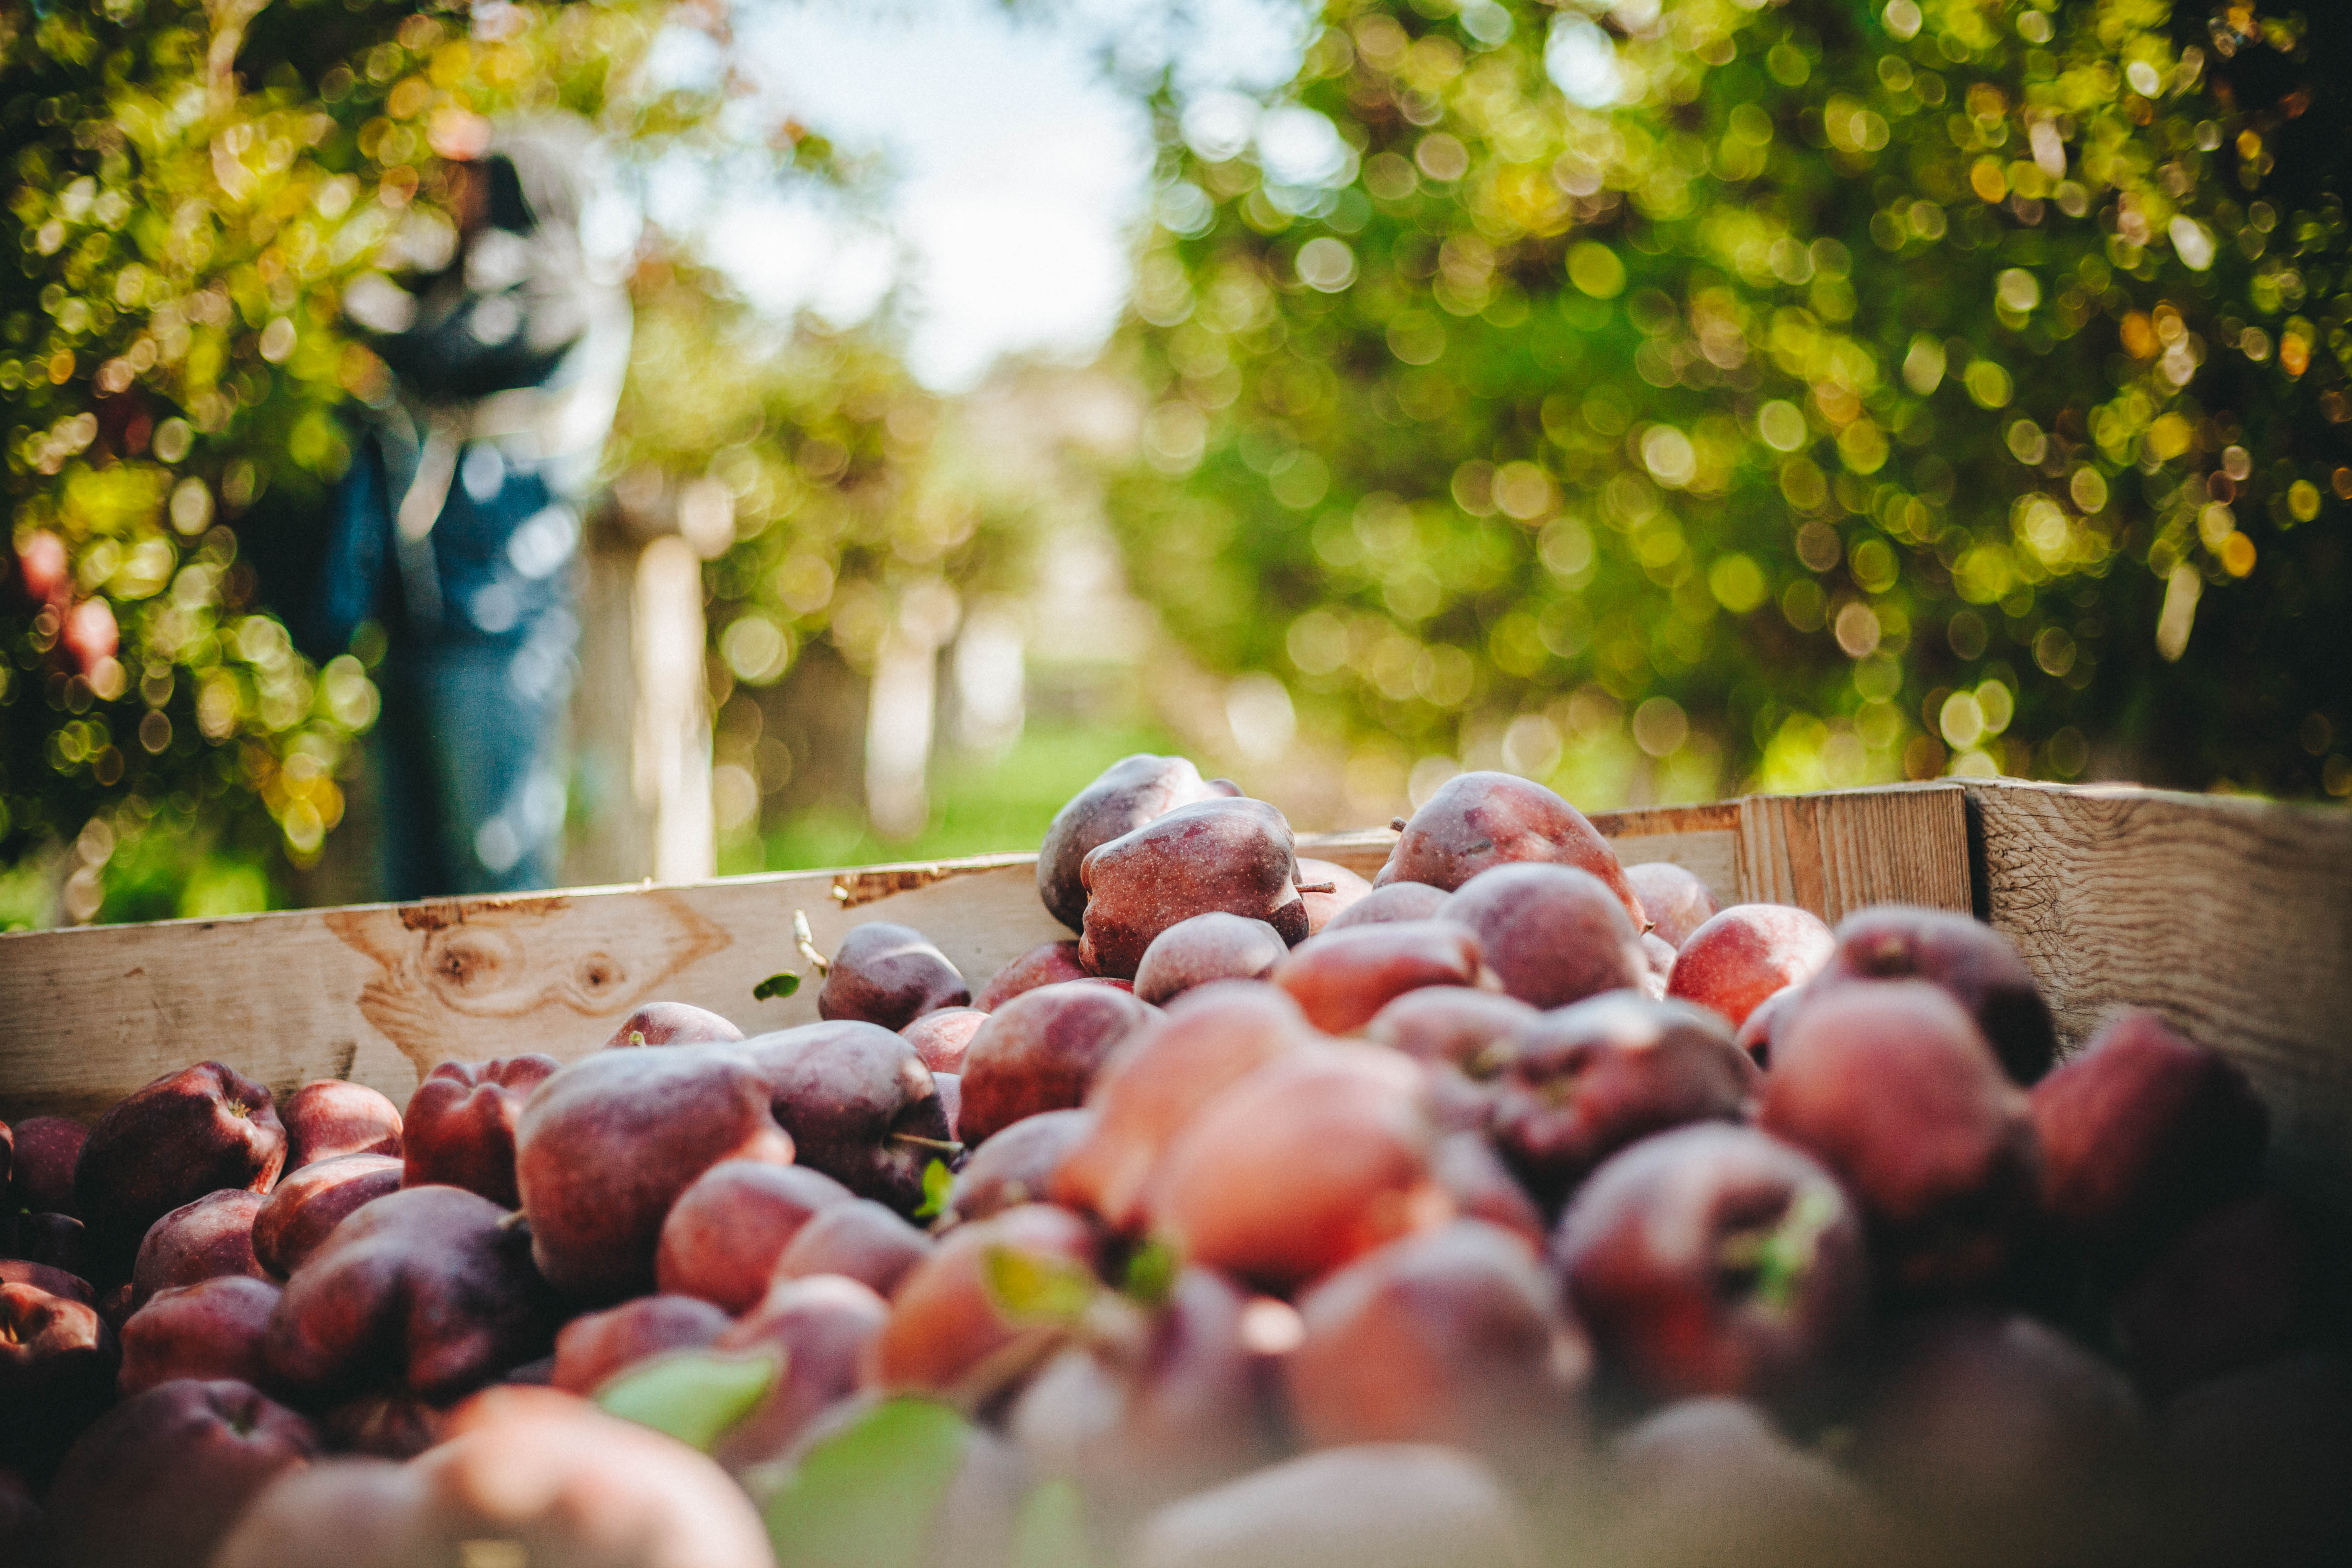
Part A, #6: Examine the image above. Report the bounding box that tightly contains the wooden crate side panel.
[1964,781,2352,1199]
[0,817,1760,1121]
[1736,784,1972,920]
[0,862,1067,1121]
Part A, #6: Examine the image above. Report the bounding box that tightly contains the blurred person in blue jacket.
[315,115,632,898]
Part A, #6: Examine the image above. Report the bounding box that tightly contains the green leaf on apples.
[1010,1476,1094,1568]
[754,971,802,1001]
[764,1397,973,1568]
[593,1348,781,1452]
[913,1157,954,1222]
[1119,1237,1180,1308]
[981,1244,1099,1326]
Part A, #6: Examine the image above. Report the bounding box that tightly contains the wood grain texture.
[1737,783,1972,920]
[1963,780,2352,1202]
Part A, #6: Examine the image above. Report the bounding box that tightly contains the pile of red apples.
[2,757,2344,1568]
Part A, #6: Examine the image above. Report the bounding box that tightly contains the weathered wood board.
[4,776,2344,1212]
[1960,780,2352,1203]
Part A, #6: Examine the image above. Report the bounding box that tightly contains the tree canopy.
[1109,0,2350,811]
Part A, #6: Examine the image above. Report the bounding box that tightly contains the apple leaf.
[764,1397,973,1568]
[1011,1476,1093,1568]
[754,971,802,1001]
[1119,1237,1180,1308]
[981,1245,1099,1326]
[913,1157,954,1221]
[593,1348,781,1451]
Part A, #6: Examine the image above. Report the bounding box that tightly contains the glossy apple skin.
[116,1274,281,1396]
[1665,904,1835,1029]
[1552,1124,1867,1411]
[37,1377,320,1568]
[1625,861,1720,949]
[818,921,972,1029]
[1148,1044,1450,1295]
[1078,797,1310,979]
[712,1274,891,1469]
[73,1061,285,1282]
[263,1184,561,1405]
[9,1115,86,1215]
[1039,753,1238,932]
[653,1159,854,1313]
[1271,920,1483,1035]
[1442,863,1650,1011]
[745,1021,953,1216]
[1053,980,1313,1234]
[252,1153,404,1280]
[948,1107,1093,1224]
[1758,980,2039,1298]
[772,1197,934,1297]
[1297,858,1374,935]
[903,1007,989,1073]
[1378,770,1645,926]
[957,982,1158,1145]
[1362,986,1540,1069]
[1806,904,2059,1084]
[974,940,1092,1011]
[1135,912,1292,1005]
[601,1001,745,1049]
[864,1202,1103,1398]
[0,1264,116,1481]
[1289,1220,1586,1467]
[129,1187,268,1308]
[550,1294,730,1396]
[2028,1007,2268,1270]
[516,1045,796,1300]
[280,1080,403,1172]
[1486,994,1758,1208]
[400,1054,561,1208]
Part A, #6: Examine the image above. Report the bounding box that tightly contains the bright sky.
[656,0,1309,390]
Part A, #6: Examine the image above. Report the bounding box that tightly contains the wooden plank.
[1961,779,2352,1203]
[0,859,1065,1124]
[1737,783,1972,921]
[0,813,1761,1122]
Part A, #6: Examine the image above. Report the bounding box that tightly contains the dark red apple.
[550,1293,730,1396]
[904,1007,989,1073]
[1297,857,1374,934]
[601,1001,745,1049]
[947,1107,1094,1224]
[654,1158,854,1313]
[73,1061,285,1280]
[957,981,1158,1145]
[863,1202,1102,1398]
[9,1115,86,1215]
[1079,797,1310,979]
[819,921,972,1029]
[1039,754,1238,931]
[0,1265,116,1481]
[1362,986,1540,1069]
[515,1045,796,1299]
[1757,980,2039,1298]
[116,1274,281,1395]
[1808,904,2058,1083]
[252,1153,403,1279]
[973,940,1091,1011]
[745,1021,954,1215]
[263,1184,560,1404]
[1552,1123,1866,1410]
[1665,904,1834,1029]
[279,1080,403,1172]
[1323,880,1452,932]
[1379,770,1645,929]
[1625,861,1720,949]
[1271,920,1484,1035]
[400,1054,561,1209]
[1485,994,1757,1207]
[1135,911,1292,1005]
[1442,863,1650,1010]
[129,1186,267,1308]
[773,1197,934,1297]
[712,1274,890,1468]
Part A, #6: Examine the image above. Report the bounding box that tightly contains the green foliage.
[762,1397,976,1568]
[980,1243,1103,1326]
[1113,0,2352,805]
[914,1155,954,1221]
[0,0,699,921]
[753,969,803,1001]
[592,1346,781,1451]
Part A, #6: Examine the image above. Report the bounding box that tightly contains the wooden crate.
[3,778,2346,1207]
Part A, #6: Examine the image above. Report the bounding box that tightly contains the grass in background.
[750,719,1180,874]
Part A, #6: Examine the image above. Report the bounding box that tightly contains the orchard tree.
[1110,0,2351,811]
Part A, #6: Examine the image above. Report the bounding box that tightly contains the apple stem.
[890,1132,964,1156]
[793,909,830,975]
[1295,879,1336,894]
